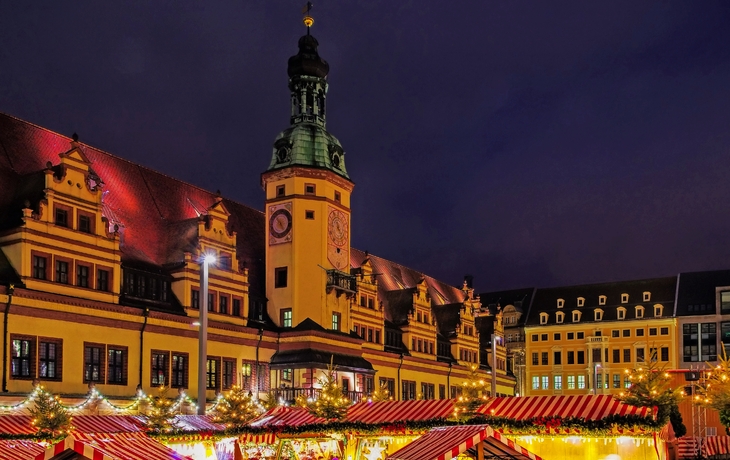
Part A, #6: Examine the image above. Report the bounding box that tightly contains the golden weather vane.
[302,2,314,30]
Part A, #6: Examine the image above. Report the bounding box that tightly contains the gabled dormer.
[350,256,384,350]
[198,198,238,271]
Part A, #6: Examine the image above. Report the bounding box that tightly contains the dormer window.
[599,295,606,306]
[643,291,651,302]
[540,313,548,325]
[556,312,565,324]
[557,298,564,308]
[594,309,603,321]
[577,297,585,307]
[572,310,581,323]
[636,305,644,318]
[621,293,629,303]
[617,307,626,320]
[654,304,663,317]
[55,206,69,228]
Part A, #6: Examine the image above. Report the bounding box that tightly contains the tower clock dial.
[328,209,348,247]
[269,205,292,244]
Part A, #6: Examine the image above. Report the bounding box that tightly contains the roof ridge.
[0,111,264,217]
[535,274,678,291]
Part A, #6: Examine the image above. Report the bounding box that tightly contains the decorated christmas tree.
[145,386,178,432]
[29,386,72,437]
[617,350,686,436]
[296,358,350,421]
[370,382,392,402]
[214,385,264,427]
[696,348,730,431]
[453,365,491,421]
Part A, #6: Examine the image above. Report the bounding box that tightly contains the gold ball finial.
[303,15,314,28]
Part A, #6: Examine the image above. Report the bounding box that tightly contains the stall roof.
[477,394,652,420]
[0,440,45,460]
[35,432,192,460]
[249,406,325,427]
[388,424,541,460]
[347,399,454,424]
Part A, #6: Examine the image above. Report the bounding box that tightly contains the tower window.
[275,267,288,288]
[332,312,341,331]
[334,191,341,203]
[281,309,292,328]
[305,210,315,220]
[305,184,316,195]
[276,185,285,197]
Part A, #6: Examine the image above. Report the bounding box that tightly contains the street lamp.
[198,253,216,415]
[594,363,601,394]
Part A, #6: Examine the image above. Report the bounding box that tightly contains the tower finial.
[302,2,314,32]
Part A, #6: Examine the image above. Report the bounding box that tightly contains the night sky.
[2,2,730,292]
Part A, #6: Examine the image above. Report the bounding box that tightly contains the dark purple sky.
[2,2,730,291]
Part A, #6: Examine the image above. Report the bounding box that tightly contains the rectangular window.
[567,332,574,340]
[650,347,658,362]
[380,377,396,399]
[223,359,236,390]
[439,384,446,400]
[623,329,630,337]
[596,373,603,390]
[84,344,104,383]
[191,289,200,309]
[541,352,548,365]
[219,296,228,314]
[55,207,69,227]
[276,185,285,197]
[151,351,169,386]
[334,191,341,202]
[241,363,252,390]
[613,374,620,389]
[554,375,562,390]
[567,375,575,389]
[612,330,619,338]
[722,291,730,314]
[624,349,631,363]
[11,337,33,379]
[661,327,669,335]
[32,255,47,280]
[207,293,215,312]
[55,260,69,284]
[541,334,548,341]
[541,375,549,390]
[97,269,109,291]
[256,364,268,392]
[332,313,341,331]
[421,383,435,400]
[613,349,620,363]
[38,340,60,380]
[531,334,538,342]
[649,327,657,336]
[554,351,562,365]
[207,357,220,390]
[402,380,416,400]
[305,183,316,195]
[577,350,585,365]
[554,333,561,341]
[375,330,381,344]
[232,298,241,316]
[77,264,90,288]
[171,353,188,388]
[636,347,645,363]
[532,352,538,365]
[592,348,602,363]
[577,332,584,339]
[108,347,126,385]
[636,328,645,337]
[275,267,288,288]
[567,351,574,364]
[661,347,669,362]
[577,375,586,389]
[624,375,632,388]
[305,210,315,219]
[532,376,539,390]
[282,309,292,328]
[78,214,92,233]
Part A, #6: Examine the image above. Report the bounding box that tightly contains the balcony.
[586,336,609,344]
[270,387,366,404]
[326,269,357,295]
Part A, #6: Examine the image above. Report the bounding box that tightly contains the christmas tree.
[370,382,392,402]
[29,386,72,437]
[145,386,178,432]
[296,358,350,421]
[617,350,686,436]
[453,365,491,421]
[214,385,264,427]
[696,349,730,431]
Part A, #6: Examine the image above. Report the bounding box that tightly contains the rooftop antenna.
[302,2,314,34]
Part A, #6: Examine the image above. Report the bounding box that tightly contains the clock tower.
[262,16,354,329]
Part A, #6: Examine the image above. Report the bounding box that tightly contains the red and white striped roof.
[249,406,324,427]
[35,432,192,460]
[173,415,225,432]
[71,415,145,433]
[388,424,541,460]
[477,395,652,420]
[239,432,278,445]
[0,416,34,435]
[347,399,454,424]
[0,440,45,460]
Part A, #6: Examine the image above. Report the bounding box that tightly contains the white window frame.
[572,310,581,323]
[654,304,663,317]
[643,291,651,302]
[557,298,564,308]
[577,297,585,307]
[556,311,565,324]
[554,375,562,390]
[598,295,606,306]
[617,307,626,320]
[540,313,548,325]
[621,293,629,303]
[594,309,603,321]
[636,305,644,318]
[532,376,539,390]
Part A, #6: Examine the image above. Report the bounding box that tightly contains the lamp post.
[594,362,601,394]
[198,254,215,415]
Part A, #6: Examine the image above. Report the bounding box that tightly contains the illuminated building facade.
[0,20,513,407]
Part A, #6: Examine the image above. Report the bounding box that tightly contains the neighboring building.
[0,19,512,406]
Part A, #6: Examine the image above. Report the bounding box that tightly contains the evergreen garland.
[213,385,264,427]
[28,386,72,438]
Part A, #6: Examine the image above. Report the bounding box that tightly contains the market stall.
[388,424,541,460]
[35,432,193,460]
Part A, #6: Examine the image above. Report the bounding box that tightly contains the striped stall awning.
[239,432,278,445]
[477,395,652,421]
[703,436,730,457]
[0,416,34,435]
[249,406,324,427]
[35,432,193,460]
[388,424,541,460]
[173,415,225,432]
[72,415,144,433]
[0,440,46,460]
[347,399,454,424]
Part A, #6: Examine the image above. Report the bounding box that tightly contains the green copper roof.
[268,123,349,179]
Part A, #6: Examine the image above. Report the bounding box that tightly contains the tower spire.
[302,2,314,34]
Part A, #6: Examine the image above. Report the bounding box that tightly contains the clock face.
[328,209,348,247]
[270,208,292,240]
